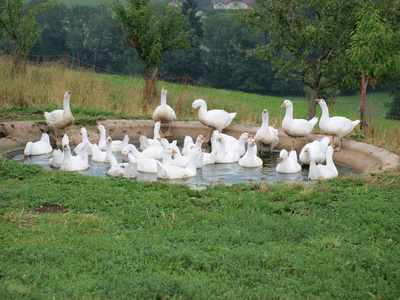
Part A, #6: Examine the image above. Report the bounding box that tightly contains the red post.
[61,54,69,79]
[360,73,367,130]
[175,76,188,114]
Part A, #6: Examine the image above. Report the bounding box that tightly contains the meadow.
[1,55,400,298]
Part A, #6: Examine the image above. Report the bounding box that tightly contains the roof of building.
[211,0,251,4]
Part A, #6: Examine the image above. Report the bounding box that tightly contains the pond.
[5,142,358,190]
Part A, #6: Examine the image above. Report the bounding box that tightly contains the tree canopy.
[0,0,52,71]
[236,0,397,119]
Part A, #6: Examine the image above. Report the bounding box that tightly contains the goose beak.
[191,107,195,112]
[122,154,126,159]
[316,99,321,103]
[281,102,286,107]
[279,157,283,163]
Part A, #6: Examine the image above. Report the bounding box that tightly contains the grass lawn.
[1,158,399,298]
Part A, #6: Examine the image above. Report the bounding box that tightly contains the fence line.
[3,51,400,121]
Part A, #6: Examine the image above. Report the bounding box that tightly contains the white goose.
[182,135,194,156]
[316,99,360,151]
[24,133,53,157]
[202,138,218,165]
[276,149,301,173]
[107,154,138,178]
[192,99,236,142]
[139,121,162,150]
[74,127,93,155]
[254,109,279,154]
[181,135,204,156]
[91,143,108,163]
[49,135,69,167]
[44,91,74,145]
[308,145,338,180]
[213,131,253,157]
[152,86,176,137]
[281,100,318,151]
[238,138,263,168]
[156,147,202,180]
[215,135,240,164]
[127,153,158,173]
[299,136,330,165]
[60,144,90,172]
[170,143,203,168]
[97,124,129,152]
[122,143,163,160]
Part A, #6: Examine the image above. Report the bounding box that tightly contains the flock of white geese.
[24,87,360,181]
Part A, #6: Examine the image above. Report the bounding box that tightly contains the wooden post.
[61,54,69,79]
[175,76,188,114]
[360,73,367,131]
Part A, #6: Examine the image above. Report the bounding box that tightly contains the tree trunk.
[308,87,318,119]
[360,73,368,131]
[142,66,158,109]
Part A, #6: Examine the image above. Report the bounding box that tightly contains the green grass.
[1,158,400,298]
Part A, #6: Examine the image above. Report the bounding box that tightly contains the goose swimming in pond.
[276,149,301,173]
[49,135,69,167]
[156,147,202,180]
[192,99,236,143]
[254,109,279,154]
[316,99,360,151]
[281,100,318,151]
[152,86,176,137]
[44,91,74,145]
[97,124,129,152]
[308,145,338,180]
[215,135,240,164]
[139,121,162,150]
[107,153,138,178]
[299,136,330,165]
[238,138,263,168]
[24,133,53,157]
[74,127,93,155]
[60,144,90,172]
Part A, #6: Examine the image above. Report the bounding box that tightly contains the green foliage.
[110,0,195,71]
[236,0,396,118]
[1,157,400,298]
[347,2,400,83]
[350,129,366,141]
[0,0,53,71]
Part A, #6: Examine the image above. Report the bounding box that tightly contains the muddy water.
[6,142,358,189]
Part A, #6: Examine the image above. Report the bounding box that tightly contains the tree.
[346,2,400,129]
[237,0,369,119]
[159,0,204,80]
[200,10,276,94]
[27,0,68,56]
[110,0,195,105]
[0,0,52,72]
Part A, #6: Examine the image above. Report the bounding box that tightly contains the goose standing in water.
[308,145,338,180]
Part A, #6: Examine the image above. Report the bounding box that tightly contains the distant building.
[168,0,184,7]
[211,0,251,10]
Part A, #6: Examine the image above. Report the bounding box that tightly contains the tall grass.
[1,54,399,154]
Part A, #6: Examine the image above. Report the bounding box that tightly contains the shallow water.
[6,143,358,190]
